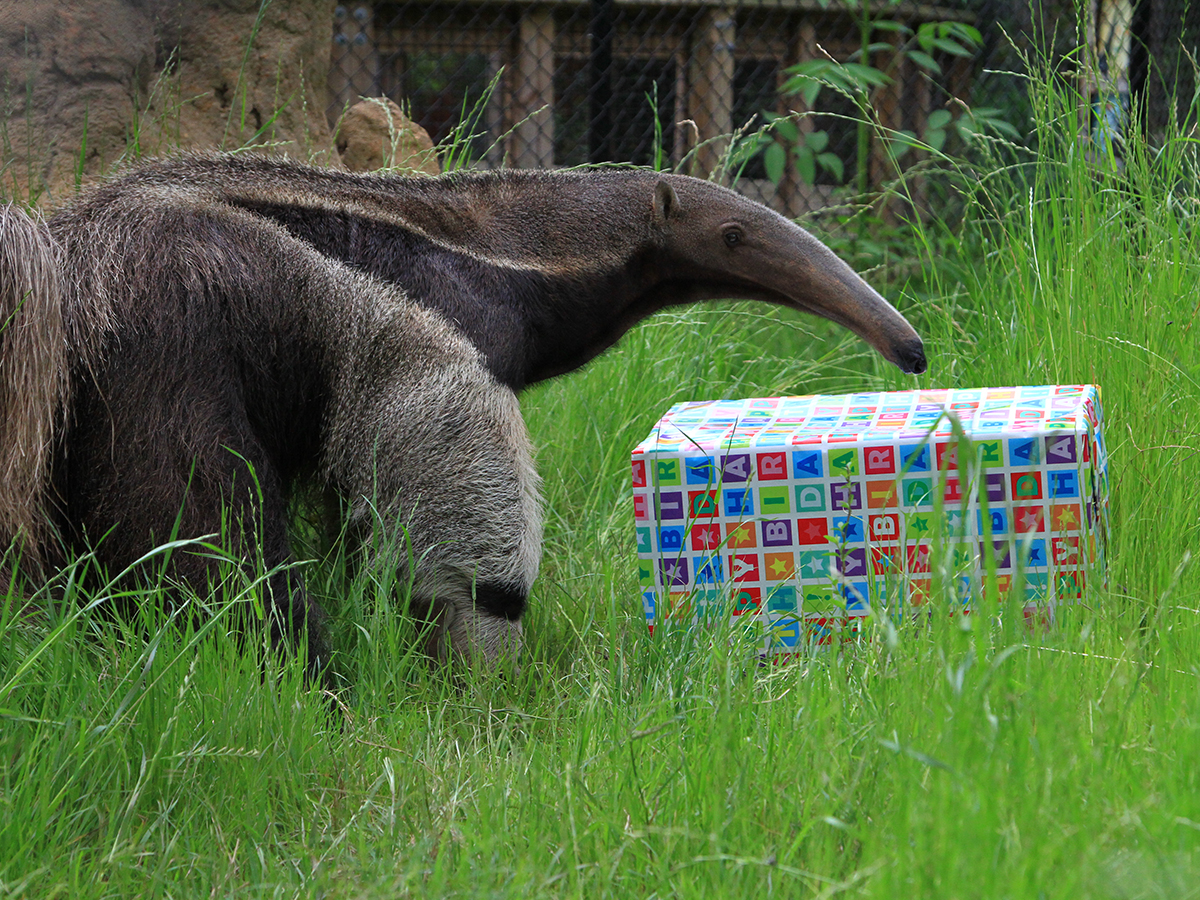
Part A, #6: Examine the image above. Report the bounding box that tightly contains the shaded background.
[3,0,1196,211]
[328,0,1196,213]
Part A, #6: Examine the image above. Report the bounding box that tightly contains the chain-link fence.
[329,0,1200,213]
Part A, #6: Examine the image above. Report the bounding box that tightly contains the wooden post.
[688,8,736,180]
[912,54,933,217]
[1094,0,1134,149]
[779,20,818,217]
[512,6,556,168]
[674,43,689,169]
[870,32,902,193]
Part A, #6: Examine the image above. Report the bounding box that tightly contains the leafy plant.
[750,0,1015,196]
[760,115,844,185]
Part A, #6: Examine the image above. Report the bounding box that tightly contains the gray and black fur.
[0,155,925,673]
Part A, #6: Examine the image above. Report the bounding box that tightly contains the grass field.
[3,72,1200,898]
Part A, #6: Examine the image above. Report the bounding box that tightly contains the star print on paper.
[798,551,829,580]
[1052,503,1080,530]
[799,518,828,542]
[1016,507,1044,532]
[765,553,796,580]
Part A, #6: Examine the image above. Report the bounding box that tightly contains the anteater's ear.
[652,179,681,228]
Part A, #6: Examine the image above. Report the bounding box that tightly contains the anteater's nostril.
[899,340,927,375]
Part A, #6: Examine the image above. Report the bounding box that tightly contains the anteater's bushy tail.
[0,205,67,567]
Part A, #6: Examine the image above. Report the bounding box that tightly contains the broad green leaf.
[925,128,946,151]
[817,152,844,182]
[916,22,937,52]
[975,108,1022,139]
[907,50,942,73]
[841,63,892,88]
[774,116,800,143]
[955,118,979,141]
[995,119,1022,140]
[806,129,829,152]
[779,74,805,95]
[945,22,982,44]
[764,142,786,183]
[931,37,974,56]
[927,109,952,130]
[784,59,837,78]
[795,146,816,184]
[918,22,982,48]
[885,129,918,161]
[961,107,1022,140]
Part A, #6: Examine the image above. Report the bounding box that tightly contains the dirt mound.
[336,98,440,175]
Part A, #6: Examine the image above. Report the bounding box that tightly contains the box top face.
[632,385,1103,456]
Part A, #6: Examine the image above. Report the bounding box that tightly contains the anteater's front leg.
[413,578,527,667]
[324,312,542,669]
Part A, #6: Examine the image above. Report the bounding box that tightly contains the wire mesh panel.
[330,0,1199,212]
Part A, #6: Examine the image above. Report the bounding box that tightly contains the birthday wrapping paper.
[631,385,1108,651]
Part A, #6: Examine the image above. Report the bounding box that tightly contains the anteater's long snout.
[828,275,927,375]
[808,275,928,375]
[768,222,928,376]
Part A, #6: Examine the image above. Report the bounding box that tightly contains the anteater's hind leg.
[65,368,331,675]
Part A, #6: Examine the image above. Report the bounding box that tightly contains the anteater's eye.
[723,228,742,248]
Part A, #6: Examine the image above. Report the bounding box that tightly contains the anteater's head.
[646,174,927,375]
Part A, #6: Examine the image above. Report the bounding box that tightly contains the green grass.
[5,65,1200,898]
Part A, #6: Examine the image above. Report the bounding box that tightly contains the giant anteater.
[0,155,926,672]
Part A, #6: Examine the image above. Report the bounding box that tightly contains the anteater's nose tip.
[897,340,927,375]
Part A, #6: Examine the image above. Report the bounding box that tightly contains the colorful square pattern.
[631,385,1109,652]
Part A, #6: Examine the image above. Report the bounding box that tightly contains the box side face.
[631,386,1110,648]
[1079,384,1110,588]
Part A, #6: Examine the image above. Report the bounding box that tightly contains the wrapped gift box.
[631,385,1109,652]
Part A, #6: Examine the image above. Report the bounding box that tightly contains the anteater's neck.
[220,170,666,391]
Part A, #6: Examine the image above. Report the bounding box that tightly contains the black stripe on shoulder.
[473,581,528,621]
